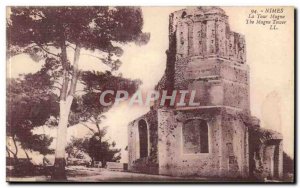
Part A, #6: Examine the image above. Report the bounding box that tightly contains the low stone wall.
[106,162,128,171]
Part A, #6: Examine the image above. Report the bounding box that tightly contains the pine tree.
[7,7,149,180]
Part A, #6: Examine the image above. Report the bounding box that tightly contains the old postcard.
[6,6,294,182]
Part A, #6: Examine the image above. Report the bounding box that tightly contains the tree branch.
[67,45,76,50]
[81,53,113,69]
[36,44,61,58]
[6,146,16,158]
[6,147,10,158]
[80,123,95,134]
[81,53,104,61]
[23,148,31,162]
[95,122,101,135]
[53,80,63,87]
[75,90,86,94]
[89,117,96,124]
[51,85,62,91]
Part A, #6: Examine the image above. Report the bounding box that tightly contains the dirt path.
[66,166,211,182]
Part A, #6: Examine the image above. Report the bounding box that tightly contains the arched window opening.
[183,119,209,154]
[138,119,148,158]
[181,11,187,18]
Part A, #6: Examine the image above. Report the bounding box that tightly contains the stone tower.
[156,7,250,111]
[154,7,250,177]
[128,7,283,180]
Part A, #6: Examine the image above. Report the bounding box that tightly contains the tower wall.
[157,108,222,177]
[156,7,251,178]
[168,7,250,112]
[128,110,159,174]
[157,107,249,177]
[129,7,283,180]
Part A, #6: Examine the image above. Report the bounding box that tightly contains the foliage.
[7,7,150,69]
[69,71,141,126]
[283,152,294,174]
[66,128,121,166]
[66,137,89,159]
[88,131,121,165]
[6,60,60,156]
[7,6,149,179]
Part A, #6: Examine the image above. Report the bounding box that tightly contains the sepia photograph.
[6,6,295,183]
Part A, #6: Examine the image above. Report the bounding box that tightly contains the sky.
[7,7,294,163]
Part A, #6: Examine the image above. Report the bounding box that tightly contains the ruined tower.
[157,7,249,111]
[128,7,283,180]
[156,7,250,177]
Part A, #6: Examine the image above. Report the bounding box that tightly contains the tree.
[283,152,294,173]
[66,128,121,167]
[7,7,149,180]
[6,60,59,161]
[65,137,89,160]
[68,70,140,166]
[88,130,121,167]
[69,70,140,133]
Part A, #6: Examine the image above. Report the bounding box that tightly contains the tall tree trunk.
[52,43,81,181]
[91,157,94,167]
[96,122,101,135]
[95,123,105,168]
[6,146,17,159]
[6,147,11,158]
[7,136,19,165]
[23,149,30,162]
[52,96,72,180]
[6,146,18,168]
[12,135,18,159]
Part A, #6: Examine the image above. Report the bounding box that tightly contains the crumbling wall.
[169,7,246,63]
[154,7,249,111]
[128,110,159,174]
[157,108,222,177]
[248,127,283,180]
[128,7,283,181]
[172,58,250,111]
[157,107,248,178]
[219,108,249,178]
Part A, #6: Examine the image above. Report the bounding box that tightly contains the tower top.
[155,7,250,112]
[169,6,246,64]
[172,6,227,17]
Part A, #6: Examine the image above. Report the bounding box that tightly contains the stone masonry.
[128,7,283,180]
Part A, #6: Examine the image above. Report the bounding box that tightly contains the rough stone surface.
[128,7,283,180]
[128,110,159,174]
